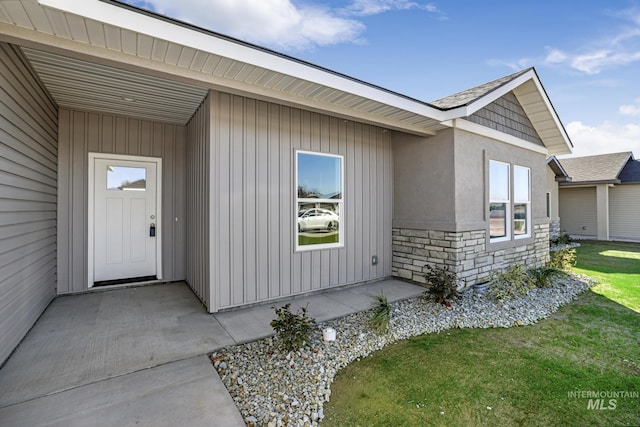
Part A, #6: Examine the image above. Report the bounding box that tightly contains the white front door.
[91,155,160,284]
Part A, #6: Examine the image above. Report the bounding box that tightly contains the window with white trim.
[513,165,531,238]
[295,151,343,251]
[489,160,510,241]
[489,161,531,242]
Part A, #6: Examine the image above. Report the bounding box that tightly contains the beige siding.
[609,185,640,240]
[209,91,393,311]
[0,43,58,365]
[57,109,186,293]
[559,187,597,237]
[185,96,211,307]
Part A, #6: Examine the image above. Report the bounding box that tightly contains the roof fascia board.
[445,118,548,155]
[517,72,573,152]
[0,22,435,135]
[546,156,570,177]
[38,0,447,121]
[466,70,535,116]
[559,179,621,187]
[440,69,573,155]
[613,153,634,178]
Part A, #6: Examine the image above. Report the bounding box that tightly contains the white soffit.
[22,47,208,124]
[0,0,440,133]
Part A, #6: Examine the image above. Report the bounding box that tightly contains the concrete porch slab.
[0,283,235,407]
[0,356,244,427]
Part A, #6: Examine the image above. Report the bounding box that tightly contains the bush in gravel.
[491,264,535,301]
[424,264,460,305]
[549,248,577,272]
[550,229,573,246]
[270,303,316,351]
[369,293,391,334]
[527,265,564,288]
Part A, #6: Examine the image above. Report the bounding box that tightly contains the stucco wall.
[392,126,551,287]
[546,166,561,237]
[392,129,456,231]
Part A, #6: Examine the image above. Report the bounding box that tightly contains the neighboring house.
[556,152,640,241]
[0,0,572,364]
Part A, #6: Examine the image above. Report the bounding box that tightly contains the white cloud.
[619,98,640,116]
[544,48,567,64]
[346,0,442,17]
[564,120,640,158]
[129,0,363,51]
[543,8,640,74]
[127,0,443,51]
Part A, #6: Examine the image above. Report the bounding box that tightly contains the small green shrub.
[550,230,573,246]
[527,265,563,288]
[369,293,391,334]
[549,248,576,272]
[424,264,460,305]
[270,303,316,351]
[491,264,535,301]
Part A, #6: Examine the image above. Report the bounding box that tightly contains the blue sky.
[124,0,640,158]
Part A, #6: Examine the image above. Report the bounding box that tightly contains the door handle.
[150,223,156,237]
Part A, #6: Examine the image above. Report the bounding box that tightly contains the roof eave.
[440,69,573,156]
[559,179,620,186]
[37,0,448,125]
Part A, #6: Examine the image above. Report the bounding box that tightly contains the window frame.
[513,165,531,239]
[294,150,344,252]
[489,160,511,243]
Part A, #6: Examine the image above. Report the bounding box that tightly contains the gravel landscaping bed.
[210,274,595,427]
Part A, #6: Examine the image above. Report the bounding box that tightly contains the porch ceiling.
[22,47,208,124]
[0,0,444,134]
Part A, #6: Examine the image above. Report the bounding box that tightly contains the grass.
[573,240,640,312]
[323,241,640,427]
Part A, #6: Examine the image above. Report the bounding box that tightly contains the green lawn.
[573,240,640,312]
[323,241,640,427]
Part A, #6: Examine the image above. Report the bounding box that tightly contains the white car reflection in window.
[297,208,339,232]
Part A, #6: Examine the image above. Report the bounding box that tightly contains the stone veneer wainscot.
[392,224,550,288]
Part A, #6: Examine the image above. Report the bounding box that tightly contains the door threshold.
[89,278,165,292]
[93,276,157,287]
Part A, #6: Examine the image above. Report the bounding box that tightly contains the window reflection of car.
[297,208,339,232]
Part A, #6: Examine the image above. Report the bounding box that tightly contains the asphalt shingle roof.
[430,68,532,110]
[557,152,633,183]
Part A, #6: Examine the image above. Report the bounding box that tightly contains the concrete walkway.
[0,279,424,426]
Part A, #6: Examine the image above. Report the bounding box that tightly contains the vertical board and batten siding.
[57,109,186,294]
[184,96,211,307]
[209,90,393,311]
[558,187,597,236]
[0,43,58,365]
[609,185,640,240]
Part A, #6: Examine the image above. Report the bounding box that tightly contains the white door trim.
[88,153,163,288]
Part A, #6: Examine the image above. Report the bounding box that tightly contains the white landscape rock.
[210,274,595,426]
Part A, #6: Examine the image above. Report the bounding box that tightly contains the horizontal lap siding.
[185,96,210,308]
[57,109,186,293]
[210,91,392,311]
[0,43,58,365]
[609,185,640,240]
[559,187,597,236]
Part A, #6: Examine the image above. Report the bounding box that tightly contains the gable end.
[467,92,543,146]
